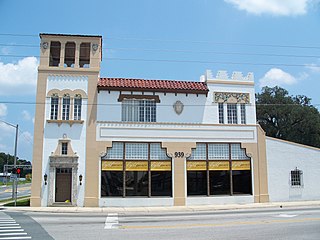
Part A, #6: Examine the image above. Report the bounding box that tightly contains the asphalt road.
[0,183,31,200]
[2,207,320,240]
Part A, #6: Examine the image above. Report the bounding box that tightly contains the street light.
[0,119,18,206]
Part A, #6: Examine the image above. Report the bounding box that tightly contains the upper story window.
[218,103,224,124]
[122,99,156,122]
[62,94,71,120]
[79,43,90,68]
[227,104,237,124]
[73,94,82,120]
[49,41,61,67]
[240,104,246,124]
[61,142,68,155]
[64,42,76,67]
[50,94,59,120]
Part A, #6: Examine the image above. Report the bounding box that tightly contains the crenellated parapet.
[200,70,254,83]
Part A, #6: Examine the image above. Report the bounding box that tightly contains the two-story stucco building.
[31,33,320,207]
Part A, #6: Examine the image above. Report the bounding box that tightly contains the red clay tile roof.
[98,78,208,94]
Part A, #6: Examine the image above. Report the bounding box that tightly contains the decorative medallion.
[92,44,99,52]
[42,42,49,49]
[214,92,250,104]
[173,100,184,115]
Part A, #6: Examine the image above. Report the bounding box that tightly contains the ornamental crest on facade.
[173,100,184,115]
[214,92,250,104]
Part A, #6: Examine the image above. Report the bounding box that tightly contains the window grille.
[290,168,303,187]
[218,103,224,124]
[62,94,70,120]
[103,142,124,159]
[61,142,68,155]
[74,95,82,120]
[208,144,229,160]
[227,104,238,124]
[50,94,59,120]
[150,143,170,160]
[122,99,156,122]
[240,104,246,124]
[125,143,148,160]
[231,144,250,160]
[188,143,206,160]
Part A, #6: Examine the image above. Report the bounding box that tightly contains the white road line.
[0,233,27,236]
[0,223,16,225]
[277,214,298,218]
[104,213,119,229]
[0,230,23,233]
[0,237,31,240]
[0,227,21,230]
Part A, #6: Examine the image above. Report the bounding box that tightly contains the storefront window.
[209,171,230,195]
[125,171,148,196]
[187,171,207,195]
[101,142,172,198]
[101,171,123,197]
[187,143,252,196]
[151,171,172,196]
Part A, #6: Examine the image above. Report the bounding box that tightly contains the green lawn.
[0,179,31,186]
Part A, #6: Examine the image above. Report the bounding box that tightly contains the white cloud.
[22,110,32,121]
[0,103,7,117]
[305,63,320,73]
[0,57,38,96]
[225,0,316,16]
[259,68,297,87]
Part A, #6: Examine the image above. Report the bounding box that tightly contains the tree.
[0,152,32,177]
[256,86,320,148]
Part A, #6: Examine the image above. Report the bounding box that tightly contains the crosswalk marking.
[0,215,31,240]
[105,213,119,229]
[0,230,23,233]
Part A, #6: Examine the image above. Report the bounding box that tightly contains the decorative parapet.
[214,92,250,103]
[201,70,254,82]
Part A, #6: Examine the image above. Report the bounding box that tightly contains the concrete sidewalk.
[2,200,320,214]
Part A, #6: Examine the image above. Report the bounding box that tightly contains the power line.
[1,43,320,59]
[0,54,319,68]
[1,33,320,50]
[0,101,319,107]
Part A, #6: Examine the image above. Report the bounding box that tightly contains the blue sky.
[0,0,320,161]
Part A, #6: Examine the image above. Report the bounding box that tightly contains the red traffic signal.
[16,168,21,174]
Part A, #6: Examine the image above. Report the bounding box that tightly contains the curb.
[2,201,320,214]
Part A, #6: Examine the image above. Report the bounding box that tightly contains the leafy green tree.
[256,86,320,148]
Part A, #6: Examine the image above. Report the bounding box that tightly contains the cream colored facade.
[31,33,270,207]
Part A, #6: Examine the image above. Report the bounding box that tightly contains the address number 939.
[174,152,184,158]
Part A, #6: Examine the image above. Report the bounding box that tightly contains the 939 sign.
[174,152,184,158]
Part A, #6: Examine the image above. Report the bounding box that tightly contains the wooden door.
[55,168,72,202]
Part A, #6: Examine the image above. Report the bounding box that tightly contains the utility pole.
[13,124,18,207]
[0,120,19,206]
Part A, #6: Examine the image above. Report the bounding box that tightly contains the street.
[1,206,320,240]
[0,183,31,201]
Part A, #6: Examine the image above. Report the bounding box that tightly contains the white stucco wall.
[266,137,320,202]
[97,80,256,125]
[42,75,88,206]
[97,91,208,123]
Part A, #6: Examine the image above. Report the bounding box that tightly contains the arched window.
[74,94,82,120]
[50,93,59,120]
[62,94,70,120]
